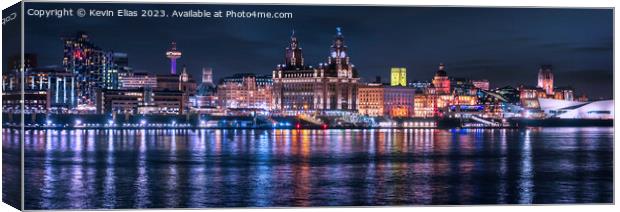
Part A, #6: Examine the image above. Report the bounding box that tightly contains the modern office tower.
[63,31,112,108]
[165,41,182,74]
[272,28,360,115]
[537,64,554,95]
[471,79,490,90]
[357,84,416,117]
[216,73,273,113]
[390,67,407,86]
[432,63,451,94]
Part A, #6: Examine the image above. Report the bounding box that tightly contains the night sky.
[23,3,613,98]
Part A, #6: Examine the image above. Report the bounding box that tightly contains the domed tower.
[319,27,357,78]
[285,30,304,68]
[432,63,451,94]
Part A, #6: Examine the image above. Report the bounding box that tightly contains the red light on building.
[296,123,301,129]
[322,124,328,129]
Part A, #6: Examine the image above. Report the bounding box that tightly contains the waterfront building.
[98,88,184,115]
[432,63,450,94]
[451,78,479,96]
[553,87,574,101]
[26,67,77,112]
[63,32,119,108]
[193,67,219,112]
[577,94,589,102]
[537,64,554,95]
[408,80,431,91]
[2,66,77,113]
[390,67,407,86]
[520,85,547,99]
[413,91,437,118]
[272,28,360,115]
[119,71,158,89]
[179,66,198,112]
[472,79,490,90]
[217,73,273,113]
[357,83,416,117]
[156,74,182,90]
[538,98,613,119]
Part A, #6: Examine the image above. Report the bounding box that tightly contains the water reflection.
[17,127,613,209]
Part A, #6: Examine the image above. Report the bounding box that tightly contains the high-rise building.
[537,65,554,95]
[272,28,360,115]
[390,67,406,86]
[432,63,451,94]
[165,41,182,75]
[63,32,114,107]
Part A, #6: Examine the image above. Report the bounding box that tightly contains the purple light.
[171,59,177,74]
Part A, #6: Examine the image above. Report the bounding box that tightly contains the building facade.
[358,84,416,117]
[272,28,360,115]
[390,67,406,86]
[217,73,273,113]
[432,63,450,94]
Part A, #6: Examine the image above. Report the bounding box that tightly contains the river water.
[6,127,612,209]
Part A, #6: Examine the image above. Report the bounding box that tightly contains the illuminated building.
[165,41,182,74]
[217,73,272,113]
[272,28,360,115]
[357,83,415,117]
[472,79,490,90]
[178,66,198,112]
[538,98,613,119]
[432,63,450,94]
[193,67,218,112]
[119,71,157,89]
[26,67,77,112]
[451,77,478,96]
[63,32,118,107]
[2,66,77,114]
[520,85,547,99]
[537,64,554,95]
[577,94,589,102]
[413,91,437,118]
[390,67,406,86]
[553,87,574,101]
[408,80,431,91]
[98,88,184,115]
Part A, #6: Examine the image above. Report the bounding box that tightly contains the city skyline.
[21,3,613,99]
